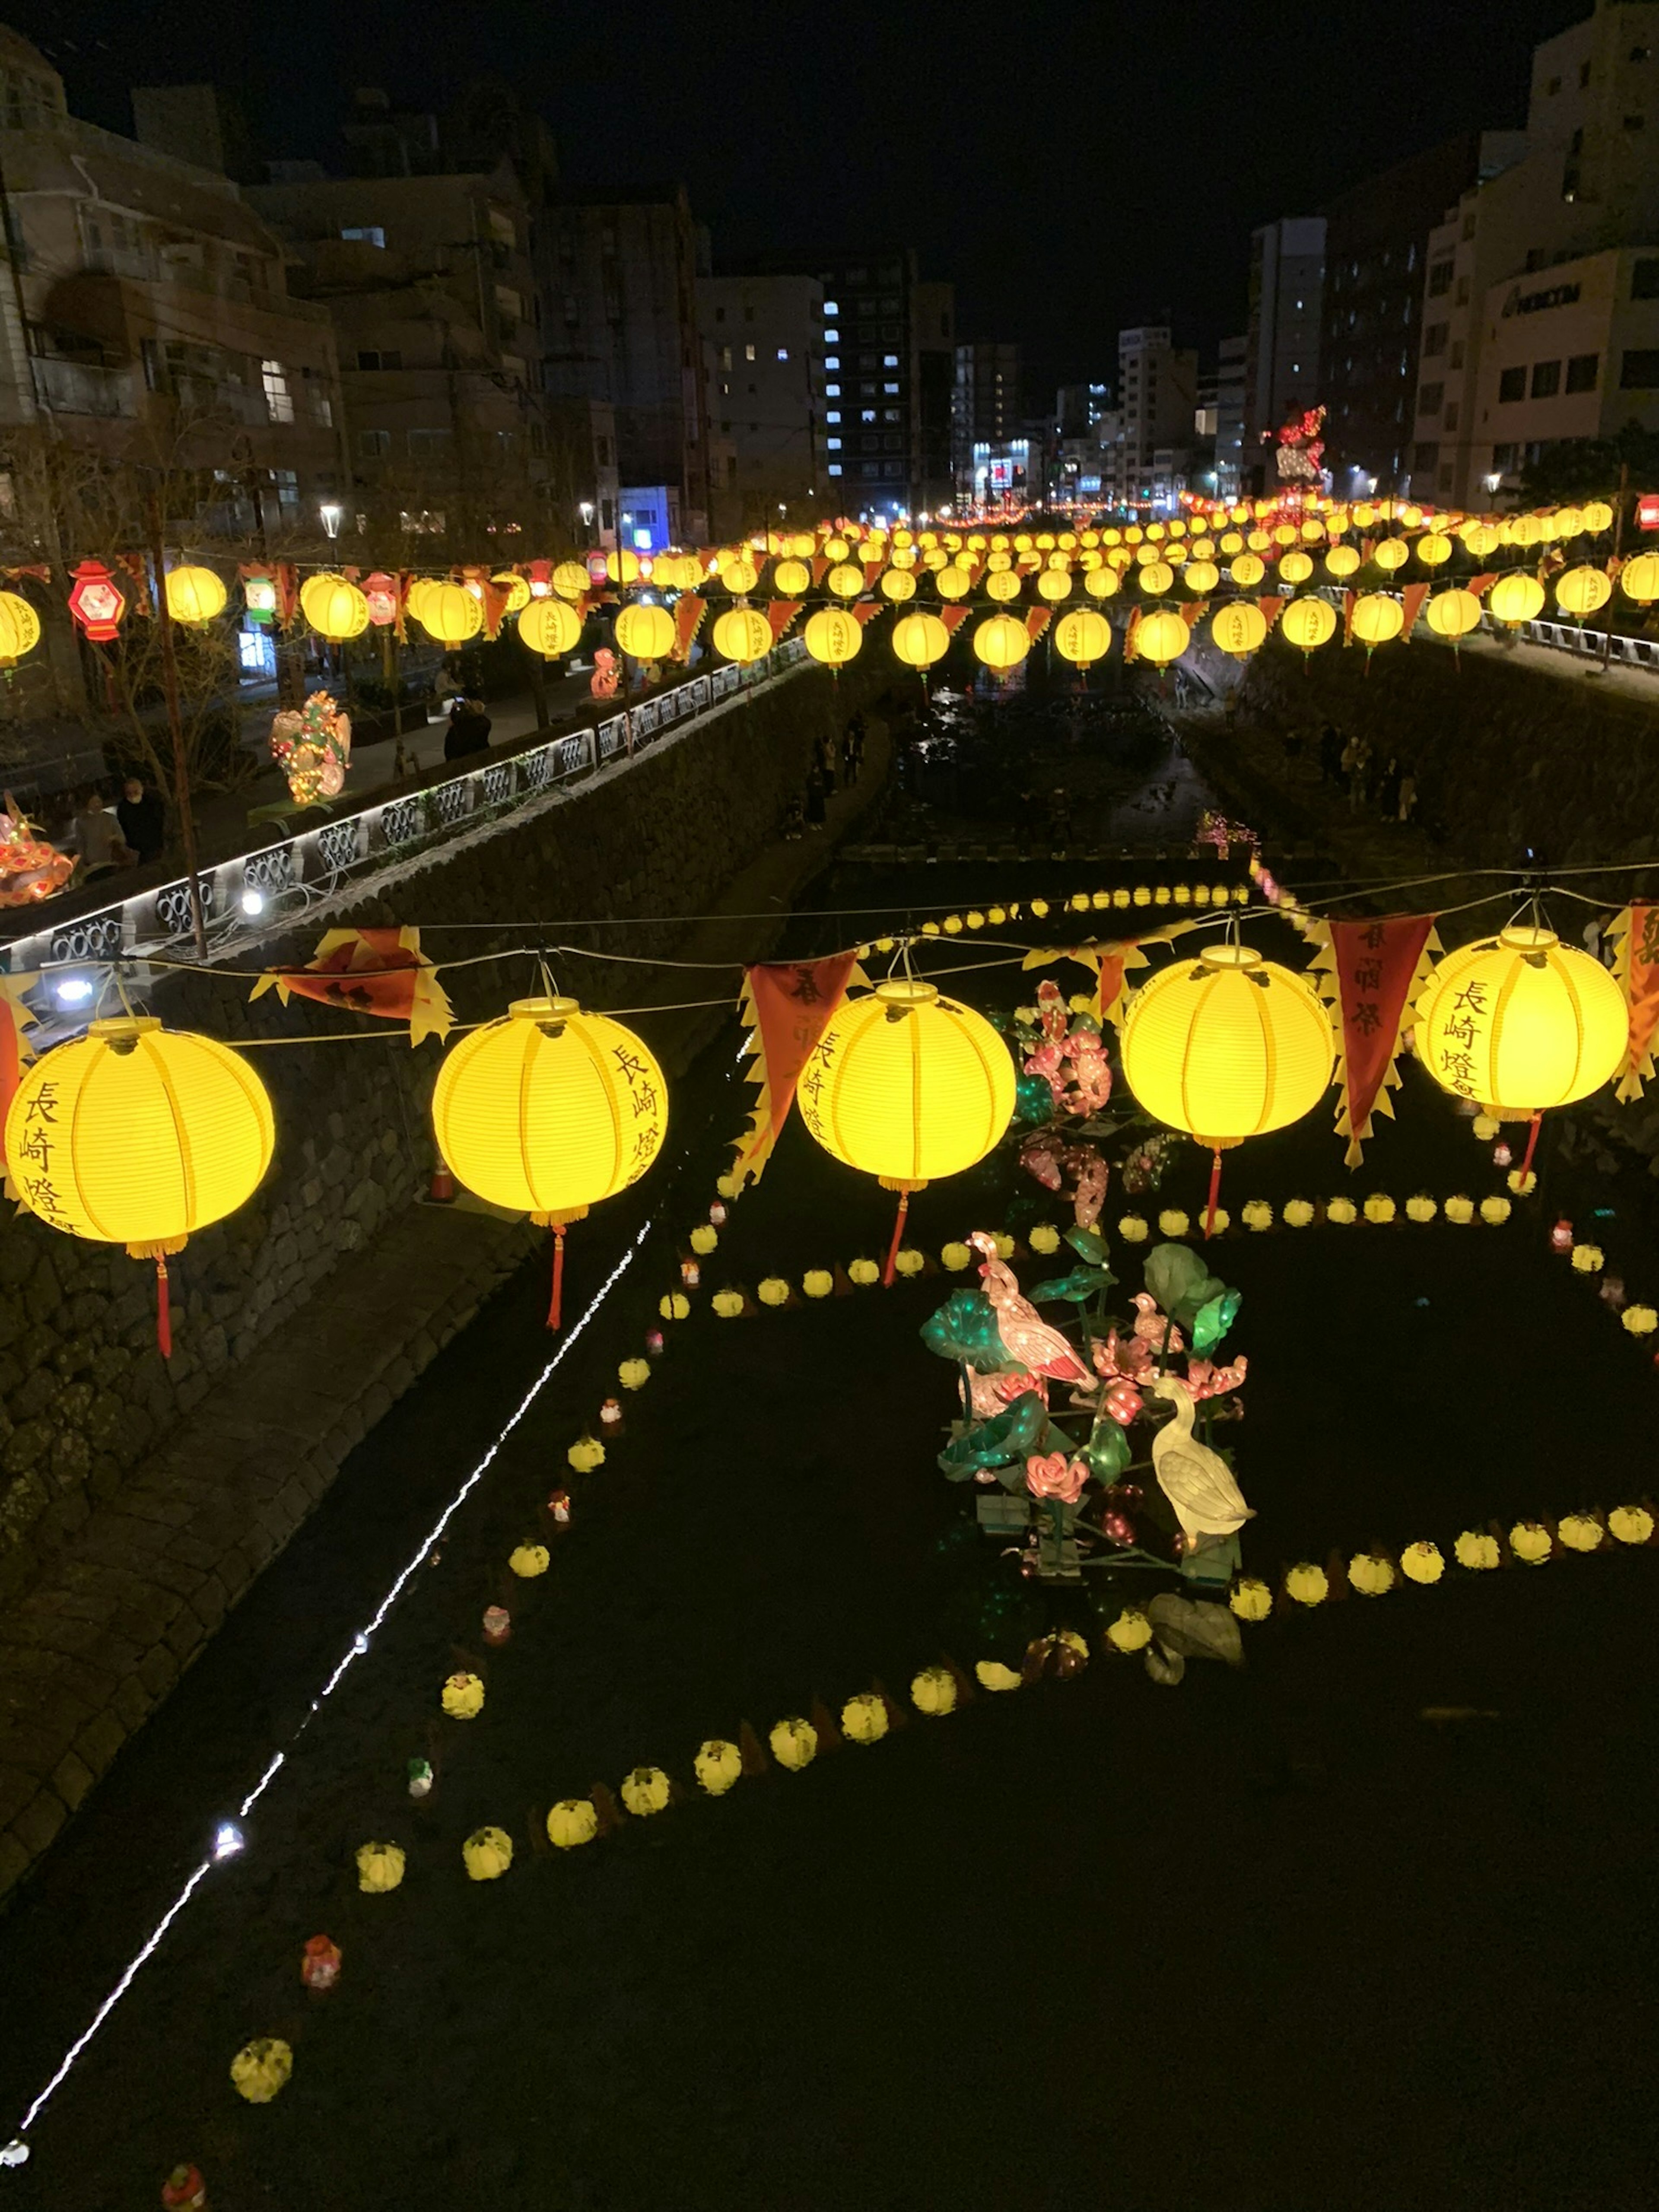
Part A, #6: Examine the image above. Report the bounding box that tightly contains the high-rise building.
[1110,326,1199,506]
[1052,380,1112,506]
[953,341,1020,503]
[805,251,953,518]
[1244,218,1325,467]
[1214,334,1247,499]
[1320,131,1523,493]
[697,272,827,536]
[1409,0,1659,504]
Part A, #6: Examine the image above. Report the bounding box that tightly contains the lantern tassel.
[881,1190,910,1287]
[1203,1147,1224,1242]
[155,1253,172,1360]
[547,1225,566,1333]
[1517,1110,1543,1186]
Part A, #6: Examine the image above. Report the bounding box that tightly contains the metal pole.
[144,485,209,958]
[1600,459,1629,677]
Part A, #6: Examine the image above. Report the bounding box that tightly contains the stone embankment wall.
[0,664,877,1607]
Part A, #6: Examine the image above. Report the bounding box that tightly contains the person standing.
[68,787,135,874]
[443,696,492,762]
[1319,724,1343,785]
[804,762,827,828]
[117,774,165,863]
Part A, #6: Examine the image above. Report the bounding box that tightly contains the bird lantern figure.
[1413,922,1626,1181]
[431,995,667,1328]
[797,978,1015,1281]
[4,1017,275,1354]
[1121,941,1333,1237]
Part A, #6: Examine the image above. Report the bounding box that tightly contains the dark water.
[3,688,1658,2209]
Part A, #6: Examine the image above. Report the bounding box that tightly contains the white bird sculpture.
[1148,1375,1254,1549]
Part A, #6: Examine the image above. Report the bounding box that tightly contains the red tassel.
[156,1253,173,1360]
[1518,1109,1542,1185]
[881,1190,910,1287]
[1203,1147,1224,1242]
[547,1226,566,1332]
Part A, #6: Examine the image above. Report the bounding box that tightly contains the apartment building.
[1244,218,1325,461]
[1109,326,1199,507]
[696,272,826,537]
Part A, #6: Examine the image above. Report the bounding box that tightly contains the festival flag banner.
[1308,914,1441,1163]
[672,593,707,661]
[477,575,512,641]
[250,927,454,1046]
[851,601,884,627]
[1256,597,1286,634]
[1025,607,1054,643]
[1341,589,1357,646]
[765,600,801,645]
[1124,606,1143,661]
[1399,582,1431,641]
[1468,571,1498,601]
[1608,902,1659,1100]
[730,953,866,1186]
[1022,922,1201,1026]
[939,605,972,636]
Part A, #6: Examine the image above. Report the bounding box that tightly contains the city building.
[801,251,953,518]
[1214,333,1247,499]
[1410,0,1659,503]
[249,164,547,551]
[1320,130,1524,493]
[1109,326,1199,507]
[1244,218,1325,467]
[1052,380,1112,506]
[696,271,826,537]
[953,341,1020,501]
[545,187,712,542]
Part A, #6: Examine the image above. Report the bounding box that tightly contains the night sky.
[8,0,1585,400]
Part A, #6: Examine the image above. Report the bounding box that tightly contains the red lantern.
[598,1397,623,1430]
[1551,1218,1574,1252]
[363,571,398,626]
[481,1604,511,1646]
[1637,493,1659,533]
[67,559,126,642]
[300,1935,340,1991]
[161,2167,207,2210]
[547,1487,572,1524]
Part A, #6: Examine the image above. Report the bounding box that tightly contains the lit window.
[883,353,899,367]
[262,359,293,423]
[824,328,839,343]
[340,226,385,248]
[825,383,840,396]
[826,410,841,423]
[824,300,839,315]
[883,382,899,394]
[825,356,839,369]
[827,437,842,449]
[861,408,877,422]
[828,462,842,476]
[744,343,756,361]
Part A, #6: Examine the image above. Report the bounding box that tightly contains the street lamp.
[319,502,343,538]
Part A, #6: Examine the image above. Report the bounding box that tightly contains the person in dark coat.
[117,775,165,862]
[443,696,493,761]
[804,764,828,827]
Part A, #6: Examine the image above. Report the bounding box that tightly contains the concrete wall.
[0,663,870,1606]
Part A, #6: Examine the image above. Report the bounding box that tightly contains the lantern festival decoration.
[518,597,582,660]
[67,560,126,642]
[1351,593,1405,652]
[4,1015,275,1353]
[0,590,41,667]
[412,581,483,646]
[242,572,278,625]
[804,606,862,667]
[552,560,589,601]
[712,606,772,664]
[431,994,667,1328]
[1133,609,1190,667]
[1554,563,1611,621]
[773,557,811,596]
[1425,587,1482,642]
[1121,941,1334,1236]
[1210,602,1267,660]
[613,602,674,663]
[891,610,950,671]
[1051,606,1111,668]
[362,572,399,626]
[1621,550,1659,604]
[270,690,352,805]
[491,570,532,616]
[972,610,1030,673]
[1413,922,1627,1179]
[605,549,642,586]
[797,978,1015,1281]
[0,798,74,905]
[299,573,369,642]
[1487,572,1545,627]
[163,566,227,627]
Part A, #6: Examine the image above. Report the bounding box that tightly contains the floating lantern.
[5,1017,274,1354]
[1121,943,1333,1236]
[798,979,1014,1280]
[432,995,666,1328]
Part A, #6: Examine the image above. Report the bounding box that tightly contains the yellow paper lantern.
[1460,522,1502,558]
[414,581,484,646]
[1084,566,1121,600]
[826,563,864,600]
[1138,559,1174,595]
[432,995,666,1228]
[552,560,589,601]
[518,597,582,659]
[1036,567,1072,603]
[984,569,1023,604]
[1228,553,1265,588]
[1487,572,1545,626]
[1051,607,1111,667]
[712,606,772,664]
[1554,564,1611,620]
[491,570,531,614]
[1120,944,1333,1146]
[164,565,227,626]
[879,566,917,603]
[1278,550,1313,585]
[605,549,642,585]
[891,610,950,669]
[1425,587,1482,640]
[718,555,759,595]
[613,602,675,660]
[935,564,972,600]
[1373,538,1409,572]
[300,573,369,640]
[1581,499,1615,533]
[1416,533,1452,567]
[971,611,1030,672]
[1133,609,1190,667]
[1413,925,1625,1111]
[1283,593,1336,650]
[1211,602,1267,658]
[0,590,41,666]
[1183,559,1220,594]
[1325,544,1361,578]
[1351,592,1405,648]
[773,557,811,595]
[804,607,862,666]
[1620,550,1659,604]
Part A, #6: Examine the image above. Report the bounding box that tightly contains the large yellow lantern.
[1621,550,1659,604]
[605,549,642,586]
[1351,592,1404,649]
[552,561,589,601]
[0,590,41,666]
[1278,550,1313,585]
[712,606,772,664]
[1461,522,1502,559]
[891,610,950,670]
[797,979,1014,1277]
[1229,553,1265,589]
[1211,602,1267,658]
[1183,559,1220,594]
[5,1016,274,1353]
[1487,572,1545,626]
[518,597,582,659]
[1416,532,1452,568]
[804,607,862,666]
[1052,607,1111,668]
[1120,943,1333,1234]
[879,566,917,603]
[718,555,759,595]
[1035,568,1072,603]
[935,565,972,600]
[1413,924,1626,1177]
[1084,566,1121,600]
[1138,560,1174,596]
[1373,538,1409,572]
[1425,587,1482,641]
[299,573,369,642]
[773,558,811,596]
[1554,564,1612,621]
[971,611,1030,673]
[491,571,532,615]
[1581,500,1615,534]
[414,582,484,646]
[164,566,227,627]
[826,563,864,601]
[432,995,667,1327]
[614,602,675,661]
[1326,544,1361,578]
[1133,609,1190,667]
